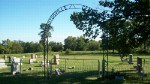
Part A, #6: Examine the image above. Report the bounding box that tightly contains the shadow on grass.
[62,51,103,56]
[0,71,124,84]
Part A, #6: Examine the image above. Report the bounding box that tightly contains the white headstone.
[35,55,38,59]
[0,59,7,69]
[22,56,25,59]
[31,54,36,59]
[29,59,36,64]
[11,62,20,75]
[41,61,49,67]
[13,57,22,65]
[55,68,62,75]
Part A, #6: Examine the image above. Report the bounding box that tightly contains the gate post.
[98,60,100,78]
[102,59,106,79]
[49,60,52,78]
[137,57,142,73]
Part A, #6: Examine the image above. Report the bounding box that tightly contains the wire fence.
[49,58,100,78]
[0,57,150,83]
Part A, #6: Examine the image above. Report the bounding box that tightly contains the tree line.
[0,39,43,54]
[0,36,101,54]
[0,37,150,54]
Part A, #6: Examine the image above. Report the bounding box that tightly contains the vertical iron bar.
[47,37,49,80]
[44,40,46,80]
[107,32,108,74]
[20,59,21,74]
[65,59,66,72]
[98,60,100,78]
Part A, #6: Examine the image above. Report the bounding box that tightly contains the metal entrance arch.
[42,4,94,79]
[46,4,92,25]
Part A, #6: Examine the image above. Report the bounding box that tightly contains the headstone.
[55,68,62,75]
[41,61,49,67]
[128,54,133,64]
[9,56,14,63]
[0,59,7,69]
[11,62,20,75]
[137,57,142,73]
[4,55,7,60]
[22,56,25,59]
[29,59,36,64]
[31,54,36,59]
[13,58,22,65]
[54,54,60,65]
[35,55,38,59]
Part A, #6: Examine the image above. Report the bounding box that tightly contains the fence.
[49,58,100,78]
[0,57,150,83]
[104,58,150,82]
[0,61,44,78]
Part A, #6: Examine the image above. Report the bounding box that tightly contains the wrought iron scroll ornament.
[46,4,92,25]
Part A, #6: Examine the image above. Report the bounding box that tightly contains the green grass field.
[0,51,150,84]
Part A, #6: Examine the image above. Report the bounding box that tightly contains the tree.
[76,36,86,51]
[49,41,63,52]
[10,40,23,53]
[0,43,3,54]
[1,39,12,54]
[87,40,100,51]
[70,0,150,54]
[64,36,77,51]
[35,43,43,52]
[39,23,53,79]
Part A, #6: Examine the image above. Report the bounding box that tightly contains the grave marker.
[128,54,133,64]
[55,68,62,75]
[29,59,36,64]
[4,55,7,60]
[0,59,7,69]
[11,62,20,75]
[13,58,22,65]
[31,54,36,59]
[137,57,142,73]
[54,54,60,65]
[22,56,26,59]
[9,56,14,63]
[41,61,49,67]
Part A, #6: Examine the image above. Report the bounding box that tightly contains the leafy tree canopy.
[70,0,150,53]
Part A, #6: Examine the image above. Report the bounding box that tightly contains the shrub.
[65,49,72,54]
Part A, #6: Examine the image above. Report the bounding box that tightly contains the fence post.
[49,60,52,79]
[98,60,100,78]
[83,59,84,71]
[102,59,105,79]
[65,59,66,72]
[20,59,21,74]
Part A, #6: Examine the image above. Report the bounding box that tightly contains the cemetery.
[0,52,150,84]
[0,0,150,84]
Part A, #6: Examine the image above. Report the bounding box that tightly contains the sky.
[0,0,101,43]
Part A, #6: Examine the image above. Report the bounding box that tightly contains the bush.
[65,49,72,54]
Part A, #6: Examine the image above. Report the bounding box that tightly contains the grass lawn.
[0,51,150,84]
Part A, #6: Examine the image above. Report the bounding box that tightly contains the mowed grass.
[0,51,150,84]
